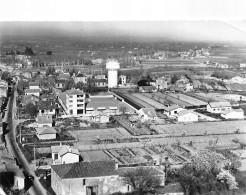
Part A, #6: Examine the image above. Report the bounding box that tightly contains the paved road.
[5,85,47,195]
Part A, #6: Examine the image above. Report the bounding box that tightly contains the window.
[69,100,73,103]
[213,109,215,111]
[174,111,177,114]
[54,153,58,159]
[69,95,73,98]
[70,110,73,115]
[83,179,86,186]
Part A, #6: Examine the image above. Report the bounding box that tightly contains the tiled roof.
[59,145,80,156]
[163,105,180,112]
[51,161,117,179]
[91,79,107,83]
[66,89,84,95]
[38,100,56,110]
[118,166,164,177]
[58,92,67,107]
[24,89,40,93]
[29,82,39,86]
[37,114,53,124]
[58,73,70,79]
[178,110,197,117]
[51,145,63,153]
[36,126,56,135]
[75,73,85,77]
[208,101,232,108]
[222,108,244,115]
[141,108,157,118]
[56,79,66,84]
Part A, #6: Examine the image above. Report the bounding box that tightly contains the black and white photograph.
[1,0,246,194]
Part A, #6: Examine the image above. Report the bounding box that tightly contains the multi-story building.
[58,89,86,116]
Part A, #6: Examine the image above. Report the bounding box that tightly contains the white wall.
[61,153,79,164]
[178,113,198,122]
[37,133,56,140]
[207,105,232,113]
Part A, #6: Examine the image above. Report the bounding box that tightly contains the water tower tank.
[106,60,120,88]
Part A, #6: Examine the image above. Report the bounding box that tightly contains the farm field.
[168,93,207,106]
[228,83,246,91]
[154,92,193,107]
[156,120,246,136]
[71,127,132,143]
[194,92,229,102]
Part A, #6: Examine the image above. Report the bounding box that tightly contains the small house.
[221,108,244,119]
[29,82,39,90]
[24,89,40,97]
[51,145,80,165]
[37,100,56,115]
[21,94,39,106]
[36,114,53,127]
[163,105,185,116]
[55,80,66,89]
[36,126,56,140]
[5,165,25,191]
[138,108,157,121]
[207,102,232,113]
[177,110,199,122]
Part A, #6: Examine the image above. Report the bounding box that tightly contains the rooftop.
[36,126,57,135]
[24,89,40,93]
[140,108,157,118]
[38,100,56,110]
[163,105,181,112]
[29,81,39,86]
[37,114,53,124]
[66,89,84,96]
[208,101,232,108]
[51,160,117,179]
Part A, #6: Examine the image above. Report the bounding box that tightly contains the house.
[221,108,244,119]
[51,145,80,165]
[29,81,39,89]
[74,73,88,84]
[163,105,185,116]
[119,75,127,85]
[139,86,157,93]
[5,164,25,191]
[156,77,168,90]
[58,89,85,116]
[21,71,32,79]
[138,108,157,121]
[55,80,66,89]
[21,94,39,106]
[57,73,70,80]
[95,75,106,79]
[51,161,121,195]
[36,114,53,127]
[51,161,164,195]
[37,100,56,115]
[177,110,199,122]
[86,97,122,122]
[24,89,40,97]
[36,126,56,140]
[91,79,107,87]
[207,102,232,113]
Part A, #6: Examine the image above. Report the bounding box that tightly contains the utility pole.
[34,144,36,170]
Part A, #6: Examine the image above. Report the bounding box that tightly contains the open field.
[156,120,246,136]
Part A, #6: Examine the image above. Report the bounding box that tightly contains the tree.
[1,71,11,82]
[46,66,55,76]
[63,79,75,91]
[171,74,179,84]
[25,103,38,117]
[75,82,84,90]
[137,79,149,86]
[123,167,161,194]
[119,105,127,115]
[46,51,52,55]
[25,46,34,56]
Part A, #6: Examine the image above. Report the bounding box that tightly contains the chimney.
[115,161,118,170]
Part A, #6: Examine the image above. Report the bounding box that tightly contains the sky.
[1,0,246,21]
[1,0,246,42]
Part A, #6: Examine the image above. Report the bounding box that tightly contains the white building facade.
[106,60,120,88]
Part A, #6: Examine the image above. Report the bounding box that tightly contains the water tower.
[106,60,120,88]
